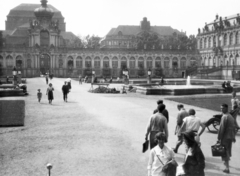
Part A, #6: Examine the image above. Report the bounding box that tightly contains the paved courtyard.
[0,78,240,176]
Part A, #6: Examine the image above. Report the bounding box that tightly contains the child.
[37,89,42,102]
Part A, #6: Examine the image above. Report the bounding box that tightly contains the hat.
[182,130,196,143]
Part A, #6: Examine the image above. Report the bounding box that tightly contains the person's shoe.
[223,169,230,174]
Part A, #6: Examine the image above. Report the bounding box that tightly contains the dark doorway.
[40,54,50,74]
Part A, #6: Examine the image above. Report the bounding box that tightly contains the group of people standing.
[145,97,238,176]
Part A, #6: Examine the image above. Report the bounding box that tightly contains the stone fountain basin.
[132,84,240,95]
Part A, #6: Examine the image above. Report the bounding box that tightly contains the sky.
[0,0,240,38]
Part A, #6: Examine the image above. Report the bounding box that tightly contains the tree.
[83,35,102,49]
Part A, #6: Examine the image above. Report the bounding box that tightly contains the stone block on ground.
[0,100,25,127]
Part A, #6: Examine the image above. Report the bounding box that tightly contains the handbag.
[211,143,226,157]
[142,140,149,153]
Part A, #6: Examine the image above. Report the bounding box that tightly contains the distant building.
[197,14,240,79]
[0,0,199,78]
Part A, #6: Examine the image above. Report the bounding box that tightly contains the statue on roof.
[236,14,240,25]
[198,28,201,34]
[204,23,209,32]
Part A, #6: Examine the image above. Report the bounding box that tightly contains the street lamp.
[18,70,22,84]
[147,68,152,84]
[12,67,17,86]
[91,70,95,83]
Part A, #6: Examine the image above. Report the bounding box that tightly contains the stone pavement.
[0,77,240,176]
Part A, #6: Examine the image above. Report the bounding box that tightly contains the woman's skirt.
[48,91,54,100]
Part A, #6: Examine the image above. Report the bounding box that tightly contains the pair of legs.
[222,140,232,173]
[49,99,52,104]
[173,135,189,153]
[63,93,68,102]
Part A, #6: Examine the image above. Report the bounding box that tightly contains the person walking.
[218,104,236,174]
[62,81,69,102]
[67,80,72,90]
[147,132,177,176]
[45,75,49,84]
[153,100,169,123]
[145,104,169,149]
[46,83,54,104]
[178,130,205,176]
[79,75,82,84]
[37,89,42,103]
[172,104,189,153]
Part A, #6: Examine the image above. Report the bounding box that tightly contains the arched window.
[16,55,23,69]
[180,57,186,68]
[229,33,233,45]
[40,30,50,46]
[85,56,91,68]
[138,57,144,68]
[27,59,32,68]
[164,57,169,68]
[208,37,212,48]
[121,57,127,69]
[6,55,13,68]
[190,57,197,66]
[67,56,73,69]
[129,57,135,68]
[0,55,3,68]
[103,57,109,68]
[155,57,161,68]
[112,57,118,68]
[204,38,207,48]
[213,36,216,47]
[235,32,239,44]
[200,39,203,49]
[172,57,178,69]
[223,34,227,46]
[236,54,240,65]
[76,56,82,68]
[229,55,233,66]
[94,57,101,68]
[147,57,153,68]
[59,55,63,68]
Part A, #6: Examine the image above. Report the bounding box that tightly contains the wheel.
[212,120,220,131]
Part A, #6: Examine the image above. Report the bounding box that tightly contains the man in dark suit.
[153,100,169,123]
[62,81,69,102]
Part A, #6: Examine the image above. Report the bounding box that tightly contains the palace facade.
[0,0,199,78]
[197,14,240,79]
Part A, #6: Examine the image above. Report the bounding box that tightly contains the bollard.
[46,163,53,176]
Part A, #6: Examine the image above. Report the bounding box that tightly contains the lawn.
[167,95,233,112]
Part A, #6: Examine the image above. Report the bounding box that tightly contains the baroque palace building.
[197,14,240,79]
[0,0,199,78]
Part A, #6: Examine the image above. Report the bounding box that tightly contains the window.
[94,57,100,68]
[67,56,73,69]
[138,57,144,68]
[213,36,216,47]
[40,30,50,46]
[180,58,186,68]
[204,38,207,48]
[85,56,91,68]
[76,56,82,68]
[6,55,13,68]
[16,56,23,69]
[155,57,161,68]
[27,59,31,68]
[147,57,152,68]
[103,57,109,68]
[229,33,233,45]
[112,57,118,68]
[121,57,127,69]
[236,32,239,44]
[223,34,227,46]
[164,58,169,68]
[0,55,3,67]
[208,37,211,48]
[200,39,203,49]
[172,58,178,69]
[130,57,135,68]
[190,58,197,66]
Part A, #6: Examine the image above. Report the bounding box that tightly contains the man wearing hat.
[153,100,169,123]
